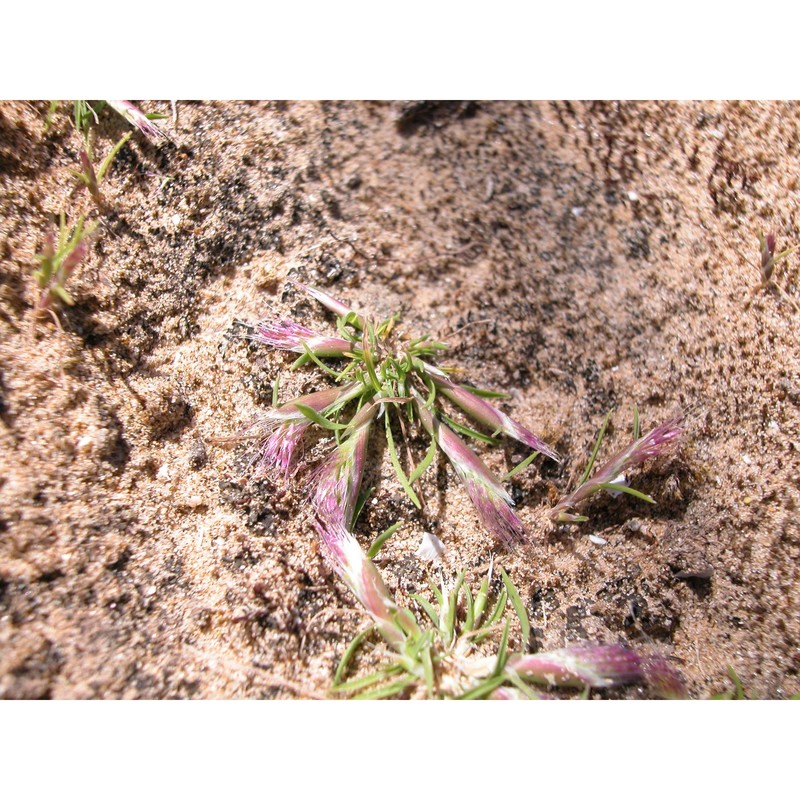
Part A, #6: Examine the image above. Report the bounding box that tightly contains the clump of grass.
[327,533,687,699]
[33,213,96,319]
[550,407,683,524]
[240,281,560,547]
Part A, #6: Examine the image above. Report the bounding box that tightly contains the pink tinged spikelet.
[415,395,526,545]
[425,367,560,462]
[292,281,364,327]
[506,644,688,697]
[552,414,684,521]
[639,652,688,699]
[251,319,354,357]
[313,402,377,530]
[260,421,307,477]
[506,644,644,689]
[107,101,167,143]
[249,383,363,477]
[316,519,406,650]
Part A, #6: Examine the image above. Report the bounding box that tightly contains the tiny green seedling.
[71,132,133,204]
[33,213,97,319]
[551,406,683,524]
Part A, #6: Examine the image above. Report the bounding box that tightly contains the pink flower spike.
[313,402,377,530]
[243,383,364,477]
[551,413,683,521]
[506,643,688,697]
[251,318,354,357]
[107,101,167,143]
[414,395,527,545]
[506,644,644,689]
[260,421,307,478]
[424,366,560,462]
[640,652,688,699]
[292,281,364,328]
[316,519,406,650]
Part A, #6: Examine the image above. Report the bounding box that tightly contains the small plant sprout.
[328,531,687,699]
[33,213,97,319]
[243,281,559,546]
[551,408,683,524]
[71,132,133,204]
[758,231,797,284]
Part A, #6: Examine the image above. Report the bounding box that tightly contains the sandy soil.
[1,100,798,699]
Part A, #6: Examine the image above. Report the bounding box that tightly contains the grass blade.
[492,620,511,676]
[595,483,655,503]
[384,409,422,509]
[580,410,612,485]
[354,678,414,700]
[411,594,440,630]
[456,673,508,700]
[408,434,438,484]
[441,413,502,445]
[367,521,401,559]
[333,628,372,686]
[293,402,350,431]
[500,567,530,650]
[502,451,539,481]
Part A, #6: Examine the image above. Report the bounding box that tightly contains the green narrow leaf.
[333,628,372,686]
[96,131,133,183]
[728,666,746,700]
[472,576,490,629]
[271,374,281,407]
[595,483,655,503]
[462,583,475,633]
[354,678,414,700]
[444,572,466,645]
[441,413,502,445]
[460,384,509,400]
[361,323,381,390]
[502,451,539,481]
[428,581,444,608]
[492,620,511,676]
[474,589,508,643]
[331,669,397,694]
[291,353,311,370]
[300,342,343,378]
[51,285,74,306]
[408,435,438,485]
[292,402,350,431]
[505,670,543,700]
[456,673,508,700]
[44,100,59,132]
[580,410,612,485]
[367,521,401,559]
[420,644,435,698]
[410,594,440,630]
[500,567,530,650]
[384,409,422,509]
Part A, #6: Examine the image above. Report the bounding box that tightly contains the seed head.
[317,519,406,649]
[415,395,526,545]
[251,318,354,357]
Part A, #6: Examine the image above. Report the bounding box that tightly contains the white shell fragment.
[605,472,628,497]
[415,531,445,562]
[588,534,607,545]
